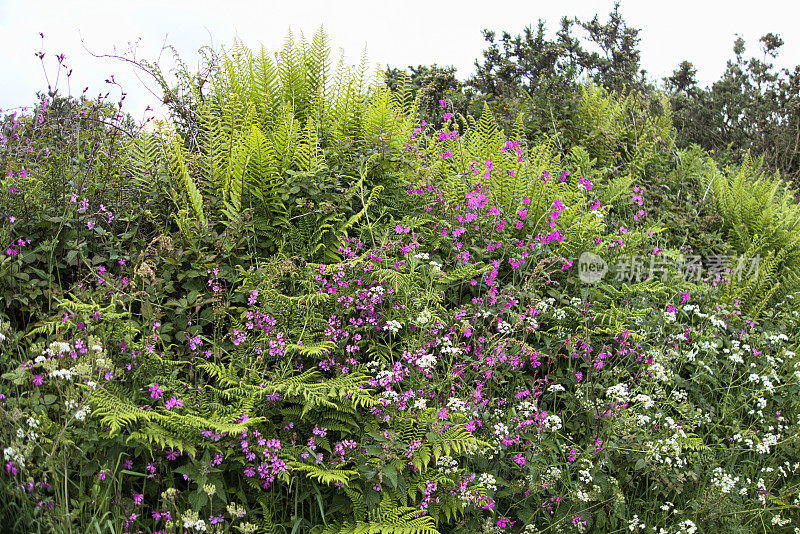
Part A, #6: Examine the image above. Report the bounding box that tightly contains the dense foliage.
[387,3,800,187]
[2,24,800,534]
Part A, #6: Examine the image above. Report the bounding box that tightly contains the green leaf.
[382,464,398,489]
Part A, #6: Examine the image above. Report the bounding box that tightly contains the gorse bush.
[2,28,800,534]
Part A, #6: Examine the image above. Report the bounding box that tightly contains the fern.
[322,499,439,534]
[290,462,356,487]
[163,136,206,225]
[710,152,800,316]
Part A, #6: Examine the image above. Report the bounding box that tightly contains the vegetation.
[2,18,800,534]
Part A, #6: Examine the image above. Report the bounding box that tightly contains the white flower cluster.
[438,336,462,355]
[541,414,562,433]
[476,472,497,491]
[697,339,719,353]
[383,320,402,334]
[416,353,436,370]
[682,304,707,318]
[412,252,430,261]
[606,383,630,404]
[381,390,399,403]
[627,514,646,531]
[726,347,745,365]
[45,341,72,356]
[771,515,791,527]
[671,389,688,403]
[492,422,509,437]
[535,298,555,313]
[497,321,512,334]
[548,384,565,393]
[517,400,537,418]
[416,309,431,325]
[4,446,25,467]
[732,433,755,448]
[51,368,75,380]
[710,316,727,330]
[446,397,467,414]
[436,455,458,475]
[413,398,427,409]
[552,309,567,320]
[181,510,207,531]
[578,465,593,484]
[645,351,674,383]
[757,478,768,504]
[711,467,740,494]
[766,332,789,345]
[632,394,655,409]
[74,406,91,421]
[756,432,779,454]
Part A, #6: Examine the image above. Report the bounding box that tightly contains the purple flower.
[133,493,144,506]
[188,335,203,351]
[32,375,43,386]
[149,384,164,399]
[164,396,183,410]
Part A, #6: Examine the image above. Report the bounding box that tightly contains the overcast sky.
[1,0,798,120]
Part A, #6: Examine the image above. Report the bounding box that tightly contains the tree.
[465,3,649,140]
[666,33,800,185]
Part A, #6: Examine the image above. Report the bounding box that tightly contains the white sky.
[1,0,799,120]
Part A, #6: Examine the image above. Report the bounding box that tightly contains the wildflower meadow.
[2,26,800,534]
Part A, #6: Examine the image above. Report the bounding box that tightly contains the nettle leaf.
[382,464,398,489]
[189,489,208,511]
